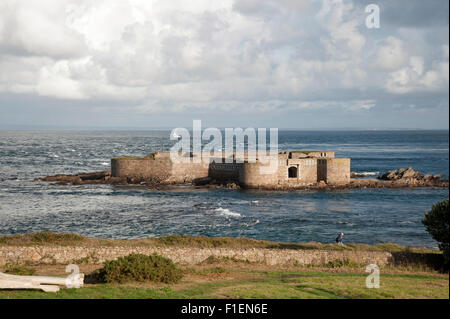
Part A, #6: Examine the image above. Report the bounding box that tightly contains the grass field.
[0,262,448,299]
[0,232,447,299]
[0,232,437,253]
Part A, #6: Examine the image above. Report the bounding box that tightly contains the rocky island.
[36,151,448,190]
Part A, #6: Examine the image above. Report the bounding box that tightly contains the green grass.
[3,264,36,276]
[0,232,437,255]
[0,269,447,299]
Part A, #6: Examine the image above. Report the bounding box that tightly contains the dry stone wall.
[0,246,392,267]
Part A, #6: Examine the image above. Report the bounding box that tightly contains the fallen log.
[0,271,84,292]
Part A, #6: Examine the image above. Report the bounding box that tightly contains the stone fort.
[111,150,350,189]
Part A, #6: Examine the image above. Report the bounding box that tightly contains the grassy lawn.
[0,232,447,299]
[0,265,448,299]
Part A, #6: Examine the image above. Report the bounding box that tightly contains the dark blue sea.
[0,130,448,248]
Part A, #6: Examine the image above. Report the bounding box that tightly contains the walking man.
[336,232,344,245]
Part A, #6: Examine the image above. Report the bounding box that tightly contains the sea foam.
[215,207,241,217]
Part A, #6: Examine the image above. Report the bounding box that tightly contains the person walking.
[335,232,344,245]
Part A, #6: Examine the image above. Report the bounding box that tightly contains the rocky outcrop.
[378,167,443,182]
[37,167,447,190]
[37,171,112,185]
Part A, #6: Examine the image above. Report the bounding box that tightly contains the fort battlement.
[111,151,351,189]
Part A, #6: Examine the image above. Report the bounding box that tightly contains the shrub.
[422,199,449,269]
[93,253,183,284]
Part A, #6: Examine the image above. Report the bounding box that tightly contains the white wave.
[52,154,59,158]
[355,171,379,176]
[215,207,241,217]
[100,162,109,166]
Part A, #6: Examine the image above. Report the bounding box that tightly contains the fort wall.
[111,156,172,182]
[325,158,351,185]
[111,150,351,188]
[209,163,241,180]
[283,158,317,185]
[168,160,209,183]
[239,161,279,188]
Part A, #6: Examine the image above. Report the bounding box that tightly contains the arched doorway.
[288,166,297,178]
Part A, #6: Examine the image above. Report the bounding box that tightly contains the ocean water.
[0,130,448,247]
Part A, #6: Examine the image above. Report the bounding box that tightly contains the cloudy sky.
[0,0,448,129]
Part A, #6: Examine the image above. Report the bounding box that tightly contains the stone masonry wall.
[0,246,392,267]
[325,158,351,185]
[282,158,317,185]
[168,161,210,183]
[111,157,172,181]
[111,152,352,188]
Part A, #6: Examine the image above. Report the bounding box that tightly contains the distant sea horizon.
[0,125,448,131]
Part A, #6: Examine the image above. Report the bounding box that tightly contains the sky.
[0,0,448,130]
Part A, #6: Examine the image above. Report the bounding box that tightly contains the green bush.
[93,253,183,284]
[422,199,449,269]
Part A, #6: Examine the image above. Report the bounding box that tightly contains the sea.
[0,130,448,248]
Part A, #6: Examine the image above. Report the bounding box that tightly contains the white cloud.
[0,0,86,58]
[317,0,366,58]
[385,54,449,94]
[376,36,408,70]
[36,60,85,99]
[0,0,448,116]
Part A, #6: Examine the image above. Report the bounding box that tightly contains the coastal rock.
[376,167,448,188]
[402,167,422,179]
[225,182,240,189]
[38,171,111,185]
[379,167,426,181]
[37,167,448,190]
[193,177,212,186]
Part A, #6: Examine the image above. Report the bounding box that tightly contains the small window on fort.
[288,166,297,178]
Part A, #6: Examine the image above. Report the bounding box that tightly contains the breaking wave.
[215,207,241,217]
[355,171,379,176]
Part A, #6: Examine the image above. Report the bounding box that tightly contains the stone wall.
[0,246,393,267]
[325,158,351,185]
[208,163,241,181]
[111,151,352,188]
[239,161,280,188]
[168,161,209,183]
[111,156,172,181]
[111,154,210,183]
[306,151,335,159]
[282,158,317,185]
